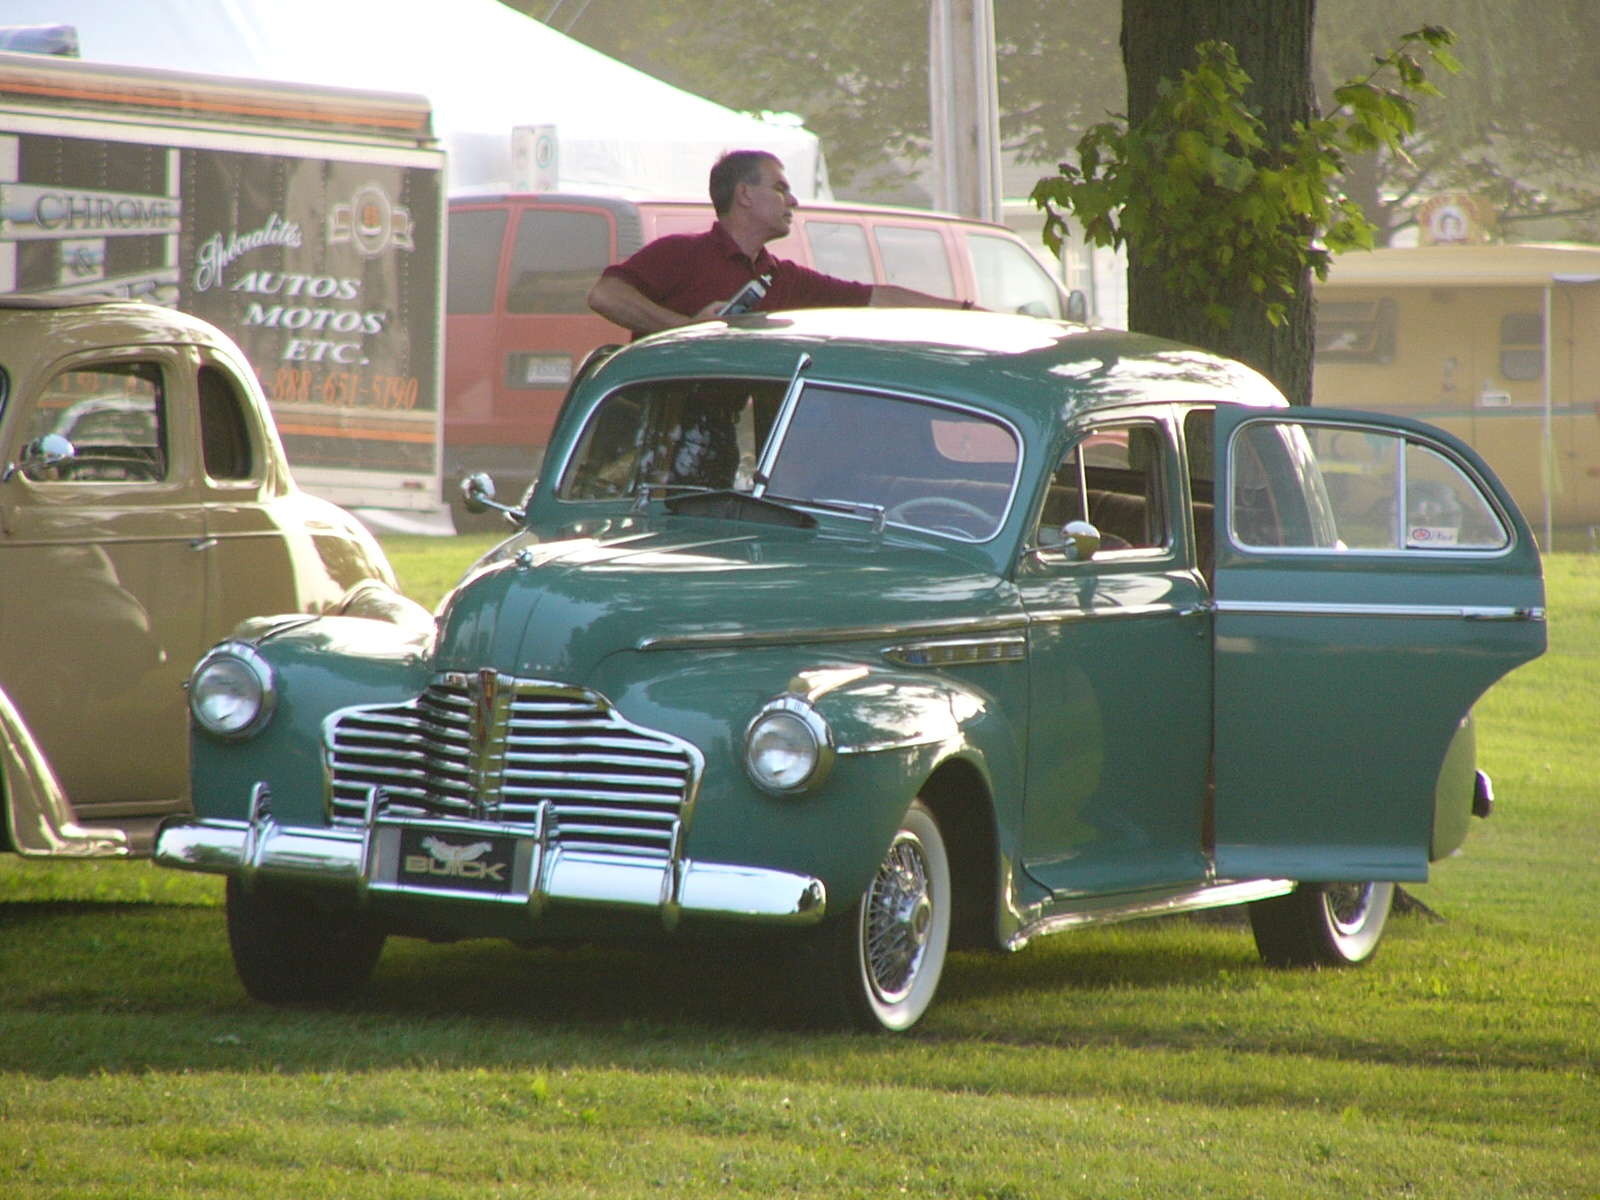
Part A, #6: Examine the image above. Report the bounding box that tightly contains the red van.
[444,194,1075,525]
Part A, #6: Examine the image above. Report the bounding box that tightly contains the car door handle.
[190,536,219,551]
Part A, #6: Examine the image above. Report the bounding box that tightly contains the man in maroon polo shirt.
[587,149,972,337]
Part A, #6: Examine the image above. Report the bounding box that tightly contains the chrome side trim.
[1021,603,1200,624]
[638,613,1027,653]
[1006,878,1295,951]
[1214,600,1545,622]
[883,635,1026,668]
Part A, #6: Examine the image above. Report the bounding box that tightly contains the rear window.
[505,209,614,315]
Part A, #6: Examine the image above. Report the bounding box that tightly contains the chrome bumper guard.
[154,783,826,928]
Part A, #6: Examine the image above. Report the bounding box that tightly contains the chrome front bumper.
[154,784,826,928]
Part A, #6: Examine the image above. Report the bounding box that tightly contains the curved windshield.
[762,384,1019,540]
[559,377,1020,541]
[558,378,787,500]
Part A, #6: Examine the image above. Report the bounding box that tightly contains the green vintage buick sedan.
[155,308,1546,1031]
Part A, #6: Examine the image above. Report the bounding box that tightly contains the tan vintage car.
[0,295,430,858]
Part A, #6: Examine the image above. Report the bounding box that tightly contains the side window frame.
[196,357,261,486]
[1224,413,1515,557]
[1032,413,1178,563]
[13,356,173,486]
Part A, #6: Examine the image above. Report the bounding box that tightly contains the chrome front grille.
[326,674,699,860]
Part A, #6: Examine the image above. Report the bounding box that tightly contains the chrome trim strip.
[1214,600,1546,622]
[1006,878,1295,951]
[1020,603,1197,624]
[638,612,1027,653]
[751,351,811,486]
[883,635,1026,668]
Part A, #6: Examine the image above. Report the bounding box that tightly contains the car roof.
[0,295,242,369]
[592,308,1289,427]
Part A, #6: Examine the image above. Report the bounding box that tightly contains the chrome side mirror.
[459,472,525,523]
[1060,519,1102,562]
[3,433,76,483]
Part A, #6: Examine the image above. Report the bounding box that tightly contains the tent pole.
[1543,282,1554,552]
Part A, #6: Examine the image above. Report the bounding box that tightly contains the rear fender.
[0,686,129,857]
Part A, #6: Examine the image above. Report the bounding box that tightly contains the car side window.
[1037,421,1170,554]
[1182,409,1217,583]
[197,365,255,481]
[21,362,167,483]
[1229,419,1509,552]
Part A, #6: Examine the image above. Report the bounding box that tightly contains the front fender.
[589,648,1019,904]
[189,616,435,828]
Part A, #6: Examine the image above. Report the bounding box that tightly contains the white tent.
[0,0,830,199]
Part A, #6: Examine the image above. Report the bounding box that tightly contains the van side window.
[803,220,874,284]
[874,226,954,297]
[967,232,1063,318]
[446,208,508,315]
[506,209,613,315]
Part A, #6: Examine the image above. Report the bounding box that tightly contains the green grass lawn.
[1,545,1594,1199]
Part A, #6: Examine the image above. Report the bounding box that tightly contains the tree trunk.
[1121,0,1318,404]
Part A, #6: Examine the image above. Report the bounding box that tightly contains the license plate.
[516,353,571,386]
[395,827,521,897]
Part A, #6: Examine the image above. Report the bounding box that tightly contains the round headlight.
[189,644,275,739]
[745,699,833,795]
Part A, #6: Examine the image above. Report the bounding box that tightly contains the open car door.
[1209,406,1546,882]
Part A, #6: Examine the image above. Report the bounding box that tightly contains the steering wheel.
[51,454,163,483]
[884,495,993,538]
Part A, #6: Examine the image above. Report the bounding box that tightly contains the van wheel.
[226,877,385,1005]
[805,800,951,1032]
[1249,881,1394,967]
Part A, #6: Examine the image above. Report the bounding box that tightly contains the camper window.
[1315,299,1397,363]
[1499,313,1544,382]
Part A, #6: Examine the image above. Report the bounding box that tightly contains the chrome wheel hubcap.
[864,838,931,1003]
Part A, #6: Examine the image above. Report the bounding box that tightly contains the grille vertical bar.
[326,676,698,860]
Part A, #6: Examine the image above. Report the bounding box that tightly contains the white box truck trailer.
[0,49,446,513]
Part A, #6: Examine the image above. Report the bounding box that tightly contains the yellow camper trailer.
[1314,243,1600,548]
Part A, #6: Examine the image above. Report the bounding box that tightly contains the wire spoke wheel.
[842,799,951,1031]
[862,836,937,1006]
[1249,880,1395,967]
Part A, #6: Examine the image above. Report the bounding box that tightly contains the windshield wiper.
[762,492,887,533]
[662,489,816,528]
[631,481,715,512]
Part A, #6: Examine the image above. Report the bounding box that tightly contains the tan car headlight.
[189,643,276,739]
[744,697,834,795]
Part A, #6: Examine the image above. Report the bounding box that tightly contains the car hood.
[433,520,1017,680]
